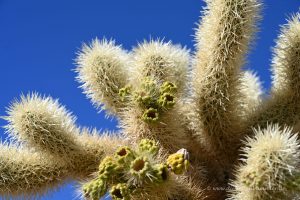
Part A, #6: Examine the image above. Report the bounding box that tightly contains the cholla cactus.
[1,1,300,200]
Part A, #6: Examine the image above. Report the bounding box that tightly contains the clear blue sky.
[0,0,299,199]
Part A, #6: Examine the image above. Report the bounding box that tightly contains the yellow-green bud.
[160,81,177,94]
[110,183,130,200]
[115,146,135,164]
[98,156,120,179]
[134,92,153,106]
[130,157,151,178]
[138,139,159,155]
[119,85,131,101]
[158,92,175,109]
[152,163,169,183]
[134,78,160,108]
[82,178,107,200]
[166,149,190,175]
[142,108,159,123]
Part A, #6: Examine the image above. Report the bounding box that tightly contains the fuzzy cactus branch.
[76,39,130,116]
[119,40,192,152]
[4,94,127,178]
[192,0,261,162]
[4,94,81,157]
[0,144,69,198]
[245,15,300,132]
[182,0,262,195]
[272,15,300,94]
[194,0,259,155]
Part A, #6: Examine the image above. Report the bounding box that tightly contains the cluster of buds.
[166,148,190,175]
[119,78,178,123]
[82,139,189,200]
[118,85,132,102]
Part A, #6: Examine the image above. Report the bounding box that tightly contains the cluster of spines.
[82,139,189,200]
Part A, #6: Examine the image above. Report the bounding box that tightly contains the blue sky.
[0,0,299,199]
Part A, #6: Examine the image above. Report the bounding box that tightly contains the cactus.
[1,1,300,200]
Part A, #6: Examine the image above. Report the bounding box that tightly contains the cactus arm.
[4,93,127,178]
[192,0,261,160]
[271,15,300,94]
[75,38,130,116]
[0,144,69,198]
[244,15,300,132]
[4,94,80,157]
[184,70,263,158]
[120,41,191,152]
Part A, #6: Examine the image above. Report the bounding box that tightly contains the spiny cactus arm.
[0,143,69,198]
[271,14,300,94]
[3,93,128,178]
[120,41,191,152]
[245,14,300,132]
[4,93,80,157]
[230,124,300,200]
[192,0,261,156]
[186,70,264,168]
[76,38,130,116]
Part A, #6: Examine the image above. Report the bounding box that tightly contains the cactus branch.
[4,93,127,178]
[245,15,300,132]
[192,0,261,163]
[0,144,69,198]
[76,38,130,116]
